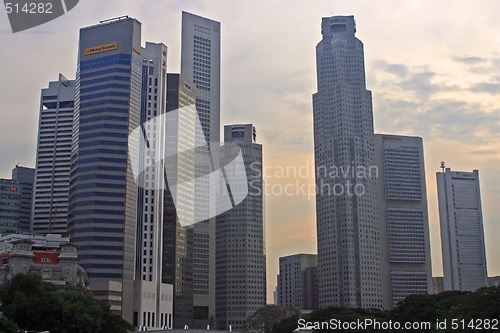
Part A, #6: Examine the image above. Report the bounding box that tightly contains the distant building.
[0,234,88,289]
[437,167,488,291]
[488,276,500,287]
[374,134,433,308]
[11,166,34,233]
[432,277,444,294]
[277,254,318,310]
[32,74,75,234]
[302,266,319,311]
[0,179,22,235]
[216,124,266,330]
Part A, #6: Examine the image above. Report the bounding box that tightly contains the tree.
[0,317,22,333]
[0,273,133,333]
[445,286,500,331]
[247,305,300,333]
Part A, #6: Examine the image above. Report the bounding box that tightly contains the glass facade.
[68,17,142,321]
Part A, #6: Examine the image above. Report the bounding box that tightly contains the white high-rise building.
[437,167,488,291]
[375,134,432,308]
[133,42,173,331]
[181,11,221,322]
[312,15,382,308]
[32,74,75,234]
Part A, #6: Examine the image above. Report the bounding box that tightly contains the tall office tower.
[32,75,75,234]
[0,179,22,235]
[68,16,143,322]
[132,42,173,331]
[312,15,382,308]
[374,134,432,308]
[277,254,318,310]
[216,124,266,331]
[437,166,488,291]
[162,73,197,329]
[181,11,221,321]
[11,166,34,233]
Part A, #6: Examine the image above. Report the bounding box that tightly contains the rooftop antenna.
[440,161,446,173]
[100,15,129,24]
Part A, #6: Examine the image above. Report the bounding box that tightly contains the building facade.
[68,16,143,322]
[0,179,22,235]
[312,15,382,308]
[163,73,197,329]
[216,124,266,330]
[32,75,75,234]
[11,166,35,233]
[132,42,173,331]
[277,254,318,310]
[0,234,88,290]
[181,11,221,322]
[374,134,432,308]
[437,167,488,291]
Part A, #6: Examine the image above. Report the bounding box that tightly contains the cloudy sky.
[1,0,499,302]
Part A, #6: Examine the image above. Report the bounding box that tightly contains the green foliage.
[247,305,300,333]
[0,317,22,333]
[271,314,299,333]
[272,287,500,333]
[0,273,133,333]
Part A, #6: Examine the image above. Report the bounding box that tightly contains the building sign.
[85,42,118,56]
[0,186,17,192]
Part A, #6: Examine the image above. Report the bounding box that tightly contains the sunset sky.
[1,0,499,303]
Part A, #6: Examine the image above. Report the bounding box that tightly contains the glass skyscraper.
[313,15,382,308]
[180,11,221,322]
[68,16,143,322]
[11,165,34,234]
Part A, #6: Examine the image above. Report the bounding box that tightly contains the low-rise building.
[0,234,88,290]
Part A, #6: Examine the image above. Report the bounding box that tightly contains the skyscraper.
[162,73,197,328]
[68,16,143,322]
[437,166,488,291]
[32,74,74,234]
[277,254,318,310]
[132,42,173,330]
[0,179,21,235]
[374,134,432,308]
[216,124,266,330]
[11,165,34,233]
[313,15,382,308]
[181,11,221,322]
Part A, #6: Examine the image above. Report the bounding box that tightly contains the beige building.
[375,134,433,308]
